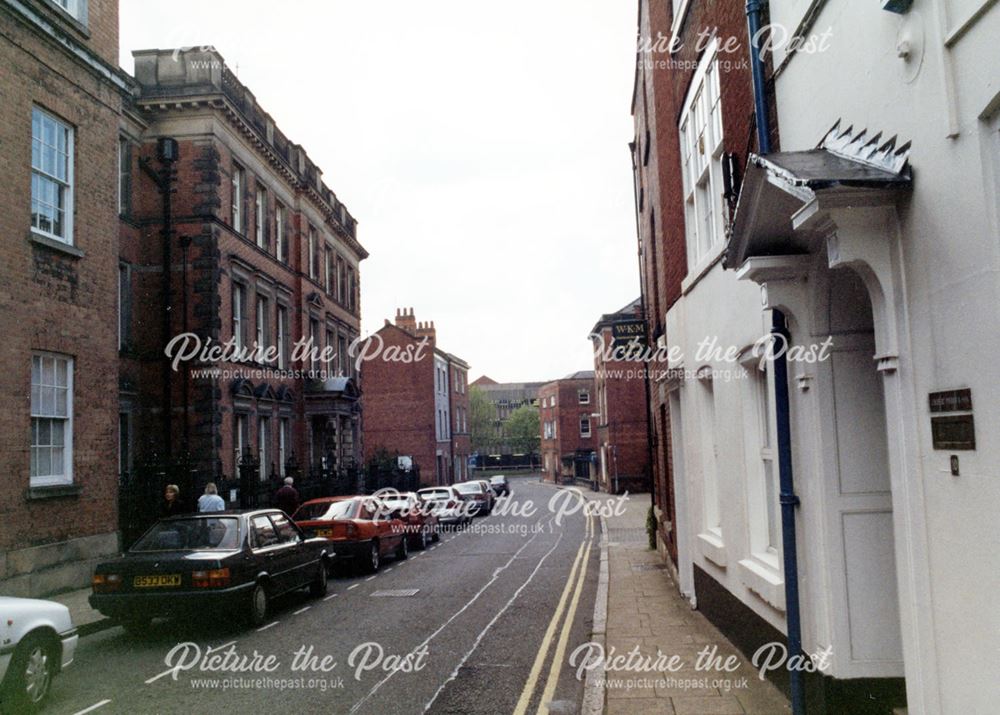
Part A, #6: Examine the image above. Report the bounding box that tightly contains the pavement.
[597,492,791,715]
[50,585,113,637]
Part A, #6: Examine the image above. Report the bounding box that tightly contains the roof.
[726,120,912,269]
[471,375,498,386]
[590,297,644,334]
[563,370,595,380]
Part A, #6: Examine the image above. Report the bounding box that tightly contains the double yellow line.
[513,511,594,715]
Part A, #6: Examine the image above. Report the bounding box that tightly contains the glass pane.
[52,420,64,446]
[37,419,51,446]
[42,386,55,416]
[31,384,40,412]
[764,459,780,551]
[56,357,68,386]
[37,447,51,477]
[51,447,64,475]
[31,447,38,477]
[42,356,54,385]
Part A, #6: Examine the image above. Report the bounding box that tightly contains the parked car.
[489,475,511,497]
[453,481,493,516]
[89,510,332,630]
[418,486,472,526]
[475,480,498,512]
[293,496,408,573]
[376,491,440,549]
[0,597,78,714]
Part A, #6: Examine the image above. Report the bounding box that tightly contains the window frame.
[255,185,266,249]
[31,107,75,245]
[579,416,591,438]
[30,352,74,486]
[232,281,247,351]
[231,164,245,234]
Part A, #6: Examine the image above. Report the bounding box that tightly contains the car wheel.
[309,558,328,597]
[417,526,430,550]
[247,581,269,627]
[396,535,409,560]
[362,541,380,574]
[3,633,56,713]
[121,616,151,636]
[431,524,441,543]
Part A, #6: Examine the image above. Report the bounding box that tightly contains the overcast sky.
[120,0,639,383]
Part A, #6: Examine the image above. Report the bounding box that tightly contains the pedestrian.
[198,482,226,513]
[160,484,186,518]
[274,476,300,516]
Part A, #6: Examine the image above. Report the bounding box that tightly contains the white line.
[145,640,237,683]
[423,532,565,713]
[365,575,377,582]
[348,514,553,714]
[384,567,394,573]
[256,621,279,632]
[293,606,311,615]
[323,593,339,601]
[72,699,111,715]
[347,583,359,590]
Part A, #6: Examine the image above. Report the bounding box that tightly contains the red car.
[375,490,440,550]
[293,496,408,573]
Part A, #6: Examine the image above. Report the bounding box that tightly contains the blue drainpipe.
[745,3,807,713]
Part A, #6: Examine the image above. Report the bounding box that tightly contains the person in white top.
[197,482,226,513]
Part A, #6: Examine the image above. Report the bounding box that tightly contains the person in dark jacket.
[274,477,300,516]
[160,484,187,518]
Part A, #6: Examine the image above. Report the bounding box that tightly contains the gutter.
[745,3,807,713]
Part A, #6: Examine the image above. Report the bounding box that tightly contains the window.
[279,417,290,477]
[308,227,317,280]
[231,165,244,233]
[347,266,356,311]
[275,203,287,262]
[31,353,73,486]
[258,416,270,481]
[580,417,591,438]
[51,0,87,22]
[255,295,269,361]
[325,329,334,375]
[118,136,130,216]
[746,359,780,558]
[31,108,74,244]
[118,263,131,350]
[232,282,247,351]
[337,257,346,304]
[698,375,721,535]
[234,413,249,472]
[255,186,266,248]
[338,335,348,376]
[325,248,332,293]
[309,318,320,375]
[679,40,725,268]
[277,305,289,370]
[578,389,590,405]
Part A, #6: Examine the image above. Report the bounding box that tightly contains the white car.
[0,597,78,713]
[417,486,472,525]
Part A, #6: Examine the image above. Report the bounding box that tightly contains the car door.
[267,512,307,592]
[249,514,284,590]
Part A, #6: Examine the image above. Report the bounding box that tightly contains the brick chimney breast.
[395,307,417,333]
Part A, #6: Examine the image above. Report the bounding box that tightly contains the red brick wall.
[538,377,596,482]
[0,6,122,553]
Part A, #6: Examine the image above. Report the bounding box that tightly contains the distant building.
[590,299,651,494]
[362,309,470,486]
[469,376,544,454]
[538,372,597,485]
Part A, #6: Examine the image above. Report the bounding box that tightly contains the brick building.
[362,309,470,486]
[590,299,650,494]
[0,0,130,595]
[538,372,596,485]
[118,48,366,518]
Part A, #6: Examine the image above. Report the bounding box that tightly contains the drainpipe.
[745,3,807,714]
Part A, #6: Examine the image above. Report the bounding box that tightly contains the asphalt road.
[43,477,601,715]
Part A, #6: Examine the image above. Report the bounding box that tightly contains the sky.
[120,0,640,383]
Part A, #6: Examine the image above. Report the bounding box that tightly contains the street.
[44,478,600,715]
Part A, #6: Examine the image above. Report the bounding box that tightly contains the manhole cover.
[372,589,420,597]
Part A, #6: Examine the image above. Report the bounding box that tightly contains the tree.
[468,386,496,454]
[505,404,540,455]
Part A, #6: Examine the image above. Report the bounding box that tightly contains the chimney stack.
[394,307,417,333]
[415,319,436,343]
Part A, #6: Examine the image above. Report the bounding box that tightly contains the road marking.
[537,533,594,713]
[72,700,111,715]
[323,593,339,601]
[347,583,359,590]
[293,606,311,615]
[349,514,554,714]
[512,539,588,715]
[365,575,377,582]
[145,640,237,683]
[384,567,394,573]
[423,533,565,713]
[256,621,279,632]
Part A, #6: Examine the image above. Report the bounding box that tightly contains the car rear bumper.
[89,582,254,619]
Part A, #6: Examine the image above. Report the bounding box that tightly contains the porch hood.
[724,121,913,269]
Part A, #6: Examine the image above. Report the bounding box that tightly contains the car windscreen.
[453,483,481,494]
[131,517,240,551]
[293,500,357,521]
[419,489,450,499]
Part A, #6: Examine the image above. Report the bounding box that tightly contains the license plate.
[315,529,333,537]
[134,574,181,588]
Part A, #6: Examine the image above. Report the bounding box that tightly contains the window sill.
[696,530,727,567]
[26,483,82,501]
[737,557,785,611]
[30,231,84,258]
[681,241,726,296]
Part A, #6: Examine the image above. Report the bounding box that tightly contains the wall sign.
[611,320,647,347]
[929,388,975,450]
